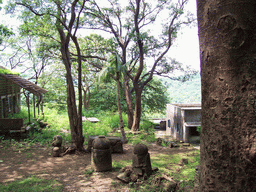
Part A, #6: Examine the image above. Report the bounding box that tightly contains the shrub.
[196,126,201,134]
[140,119,155,133]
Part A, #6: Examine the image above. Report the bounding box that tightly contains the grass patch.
[152,150,200,181]
[0,176,63,192]
[127,149,200,192]
[4,106,157,149]
[112,159,132,171]
[83,169,94,180]
[83,169,94,175]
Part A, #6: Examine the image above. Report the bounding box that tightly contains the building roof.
[169,103,201,110]
[171,103,201,107]
[180,107,201,110]
[0,67,47,96]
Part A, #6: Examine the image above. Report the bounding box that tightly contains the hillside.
[165,73,201,104]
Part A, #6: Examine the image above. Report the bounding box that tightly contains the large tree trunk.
[57,15,84,151]
[131,87,142,132]
[116,73,128,144]
[72,36,85,151]
[124,76,134,129]
[197,0,256,191]
[83,87,90,111]
[64,56,85,151]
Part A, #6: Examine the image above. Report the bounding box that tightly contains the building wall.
[166,104,201,142]
[184,110,201,122]
[0,75,21,118]
[166,104,184,141]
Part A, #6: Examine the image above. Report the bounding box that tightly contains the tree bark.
[116,73,128,144]
[83,87,90,110]
[197,0,256,191]
[57,6,84,151]
[130,0,144,132]
[124,76,133,129]
[72,35,85,151]
[131,87,142,132]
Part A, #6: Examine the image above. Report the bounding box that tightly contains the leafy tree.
[197,0,256,191]
[141,77,170,114]
[89,82,121,111]
[38,62,67,110]
[9,0,91,151]
[86,0,195,131]
[0,24,14,45]
[98,54,128,143]
[72,34,117,111]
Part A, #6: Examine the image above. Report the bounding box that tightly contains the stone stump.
[52,135,63,157]
[91,136,112,172]
[132,143,152,177]
[117,143,154,183]
[87,136,123,153]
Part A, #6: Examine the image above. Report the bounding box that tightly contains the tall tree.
[197,0,256,191]
[72,34,116,111]
[11,0,90,151]
[87,0,194,131]
[98,54,128,143]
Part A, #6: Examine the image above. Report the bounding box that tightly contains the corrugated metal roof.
[0,67,47,96]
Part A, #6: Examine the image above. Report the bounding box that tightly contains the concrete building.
[166,104,201,143]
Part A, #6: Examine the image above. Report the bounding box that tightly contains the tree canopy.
[2,0,197,140]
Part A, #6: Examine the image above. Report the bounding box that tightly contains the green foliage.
[155,151,200,180]
[196,126,201,134]
[140,119,155,133]
[83,111,128,144]
[0,67,20,75]
[83,169,94,175]
[43,107,69,130]
[165,73,201,103]
[8,106,35,125]
[0,176,63,192]
[39,64,67,109]
[8,105,70,146]
[125,126,157,145]
[101,112,128,129]
[89,82,126,112]
[0,24,14,44]
[142,77,170,114]
[89,76,169,115]
[83,121,112,142]
[27,107,71,146]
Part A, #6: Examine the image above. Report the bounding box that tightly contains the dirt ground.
[0,142,197,192]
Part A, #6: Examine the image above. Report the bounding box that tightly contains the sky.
[0,0,200,72]
[167,0,200,72]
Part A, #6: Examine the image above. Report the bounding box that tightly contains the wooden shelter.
[0,66,47,120]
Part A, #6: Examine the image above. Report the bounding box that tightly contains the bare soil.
[0,142,196,192]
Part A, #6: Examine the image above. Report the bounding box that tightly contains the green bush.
[8,106,36,125]
[196,126,201,134]
[83,121,111,141]
[140,119,155,133]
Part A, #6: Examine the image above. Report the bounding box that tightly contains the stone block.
[91,136,112,172]
[87,136,123,153]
